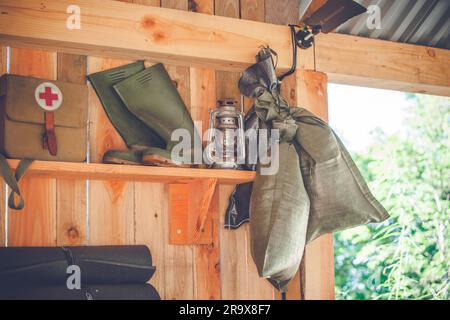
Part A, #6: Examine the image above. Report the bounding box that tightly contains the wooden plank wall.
[0,0,332,300]
[0,47,5,248]
[8,48,57,247]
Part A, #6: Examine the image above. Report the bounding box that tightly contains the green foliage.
[334,94,450,300]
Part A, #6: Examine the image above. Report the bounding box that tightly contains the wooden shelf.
[7,159,255,185]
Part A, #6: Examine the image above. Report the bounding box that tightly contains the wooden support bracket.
[169,178,218,245]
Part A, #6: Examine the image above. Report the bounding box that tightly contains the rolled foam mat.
[0,284,161,300]
[0,246,155,286]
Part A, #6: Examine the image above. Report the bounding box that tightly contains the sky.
[328,83,415,153]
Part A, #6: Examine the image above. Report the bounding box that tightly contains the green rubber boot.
[88,61,166,164]
[102,149,143,165]
[113,63,201,167]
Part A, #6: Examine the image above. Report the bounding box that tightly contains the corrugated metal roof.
[334,0,450,49]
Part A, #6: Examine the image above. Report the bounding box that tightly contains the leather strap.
[44,112,57,156]
[0,154,34,210]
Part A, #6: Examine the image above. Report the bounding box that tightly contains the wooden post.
[56,53,87,246]
[243,0,278,300]
[296,69,335,300]
[265,0,301,300]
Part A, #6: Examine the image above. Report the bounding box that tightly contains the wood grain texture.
[135,182,167,298]
[215,0,240,104]
[161,0,188,10]
[169,184,191,244]
[130,0,160,5]
[7,48,57,247]
[0,47,5,247]
[264,0,299,25]
[296,70,335,300]
[240,2,264,110]
[219,185,249,299]
[315,33,450,96]
[190,67,216,137]
[164,241,194,299]
[56,179,87,245]
[196,178,217,236]
[194,189,221,299]
[56,53,87,246]
[215,0,239,18]
[168,180,215,246]
[240,0,265,21]
[2,0,449,96]
[6,159,255,184]
[304,234,335,300]
[87,56,135,246]
[0,0,292,71]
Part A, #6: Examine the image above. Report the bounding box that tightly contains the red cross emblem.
[35,82,63,111]
[39,86,59,106]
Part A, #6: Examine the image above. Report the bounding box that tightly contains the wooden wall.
[0,0,329,300]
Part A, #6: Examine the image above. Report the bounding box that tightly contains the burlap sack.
[291,107,390,243]
[250,121,309,290]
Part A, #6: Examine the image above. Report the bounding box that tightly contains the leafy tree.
[334,94,449,300]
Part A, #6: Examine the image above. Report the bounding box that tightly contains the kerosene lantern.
[206,99,245,169]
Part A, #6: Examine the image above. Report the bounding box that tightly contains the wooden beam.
[1,0,448,96]
[0,0,291,71]
[296,69,335,300]
[315,33,450,96]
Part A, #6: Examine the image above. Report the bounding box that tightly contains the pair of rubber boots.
[88,61,200,167]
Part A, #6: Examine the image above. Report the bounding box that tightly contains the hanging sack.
[290,107,390,242]
[0,74,88,209]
